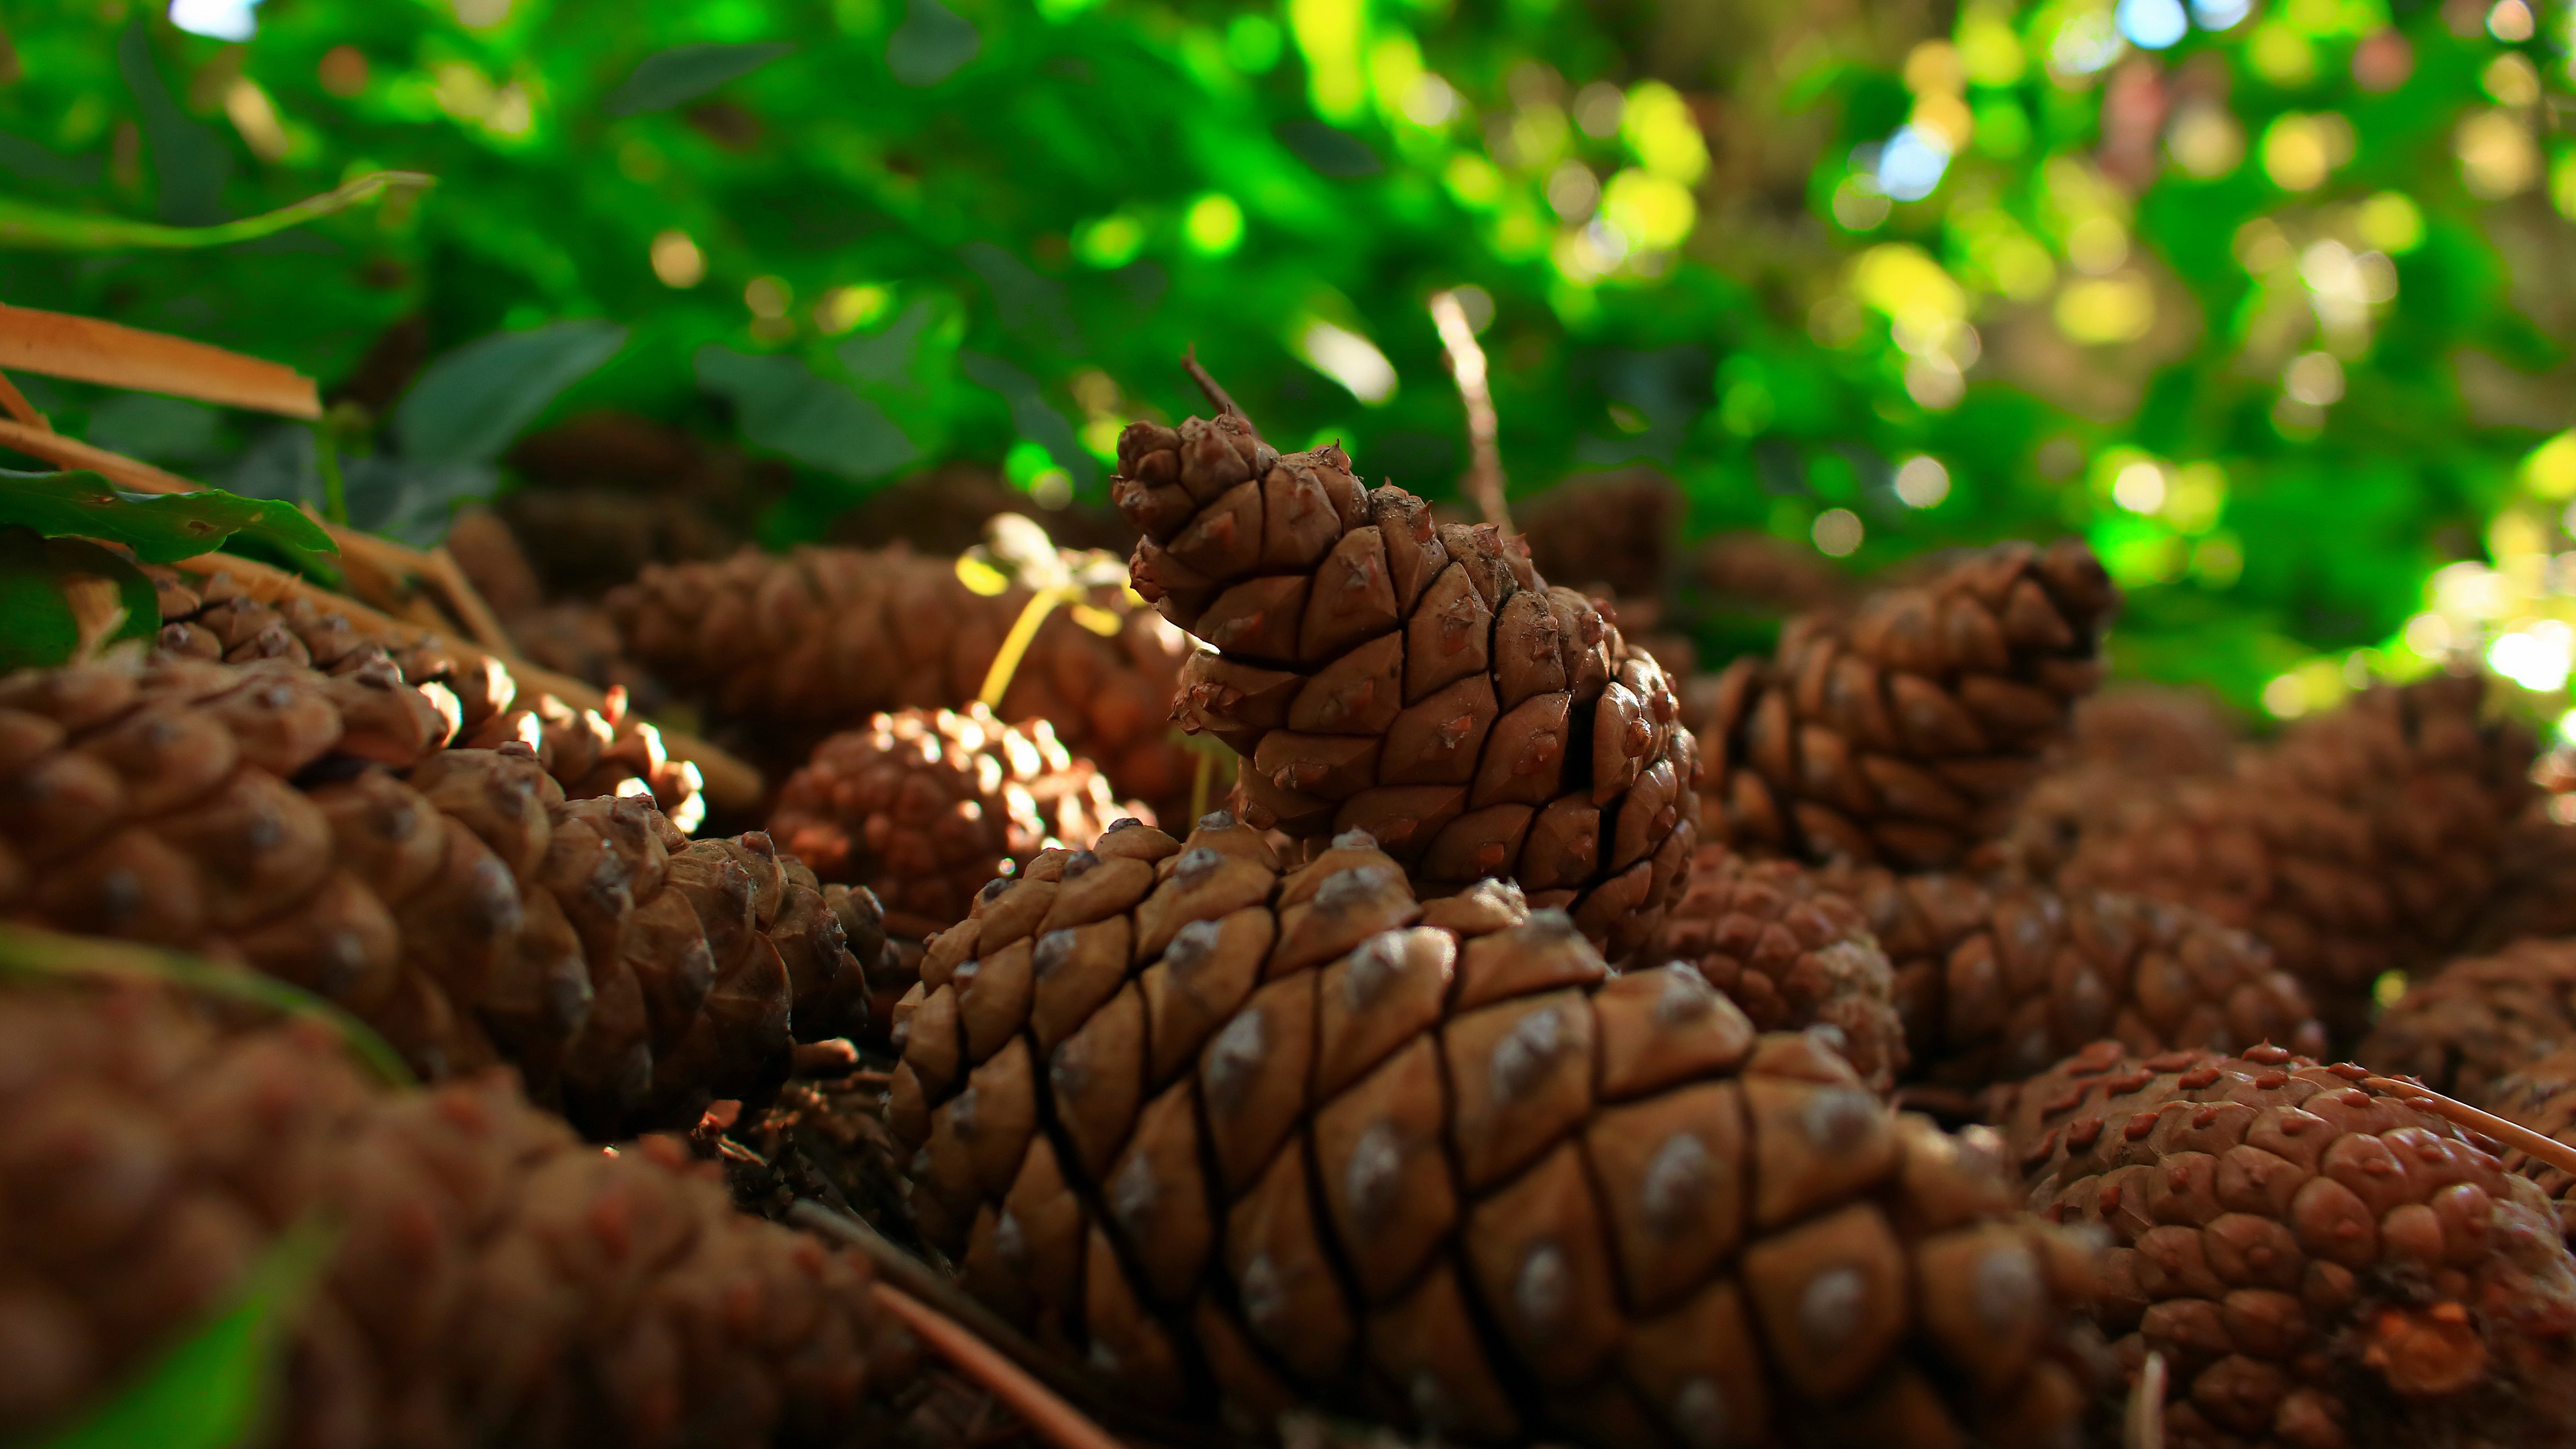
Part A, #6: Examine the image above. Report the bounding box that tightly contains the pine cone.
[1813,863,2323,1093]
[0,979,906,1446]
[1698,539,2118,869]
[2355,939,2576,1108]
[2489,1046,2576,1240]
[608,517,1193,816]
[2459,813,2576,954]
[885,814,2100,1445]
[1515,468,1680,604]
[1995,1042,2576,1449]
[769,705,1142,939]
[0,654,862,1134]
[1650,845,1909,1095]
[2042,676,2536,1043]
[1693,532,1856,617]
[1117,417,1699,960]
[146,566,704,830]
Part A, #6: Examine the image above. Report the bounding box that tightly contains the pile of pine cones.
[12,409,2576,1449]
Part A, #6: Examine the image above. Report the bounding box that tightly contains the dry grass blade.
[0,303,320,417]
[0,369,49,431]
[872,1285,1128,1449]
[2362,1074,2576,1177]
[160,547,765,812]
[0,417,197,493]
[1428,290,1509,532]
[2124,1350,2167,1449]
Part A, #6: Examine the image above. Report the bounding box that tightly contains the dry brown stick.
[0,301,321,417]
[873,1286,1128,1449]
[160,547,764,812]
[0,368,50,431]
[2363,1074,2576,1177]
[2124,1350,2167,1449]
[0,417,195,492]
[1428,290,1509,532]
[1182,344,1255,437]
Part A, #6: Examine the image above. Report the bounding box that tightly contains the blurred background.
[6,0,2576,727]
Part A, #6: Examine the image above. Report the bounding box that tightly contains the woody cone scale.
[1116,415,1697,960]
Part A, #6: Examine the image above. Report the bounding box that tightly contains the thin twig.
[873,1286,1127,1449]
[1427,290,1509,532]
[2363,1075,2576,1177]
[1182,345,1256,437]
[2124,1351,2167,1449]
[0,417,195,492]
[0,368,50,431]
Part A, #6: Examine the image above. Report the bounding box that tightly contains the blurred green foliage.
[4,0,2576,718]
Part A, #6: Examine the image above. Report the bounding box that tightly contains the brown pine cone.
[0,654,863,1135]
[1693,531,1856,617]
[769,704,1141,940]
[2489,1046,2576,1240]
[1812,863,2324,1093]
[2355,939,2576,1108]
[1697,539,2119,870]
[1650,845,1909,1095]
[0,978,907,1445]
[146,565,704,830]
[886,814,2102,1446]
[608,514,1193,816]
[1515,468,1680,603]
[2459,813,2576,953]
[2063,684,2239,777]
[2039,676,2536,1044]
[1118,416,1699,959]
[1995,1042,2576,1449]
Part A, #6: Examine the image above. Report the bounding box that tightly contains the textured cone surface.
[1515,468,1680,604]
[2489,1046,2576,1241]
[498,409,776,597]
[769,704,1142,939]
[1697,539,2119,870]
[606,519,1193,816]
[1996,1042,2576,1449]
[0,981,907,1446]
[145,564,706,831]
[1115,416,1699,961]
[1693,532,1856,617]
[1648,845,1909,1095]
[888,815,2098,1446]
[0,654,863,1136]
[2036,676,2536,1044]
[1807,861,2324,1093]
[2458,813,2576,954]
[2356,939,2576,1108]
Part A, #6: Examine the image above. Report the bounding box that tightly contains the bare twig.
[2124,1351,2166,1449]
[873,1286,1127,1449]
[2362,1075,2576,1177]
[1428,290,1509,532]
[0,368,49,431]
[1183,345,1256,437]
[0,417,195,492]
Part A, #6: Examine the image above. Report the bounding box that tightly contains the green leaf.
[0,470,337,571]
[0,171,435,252]
[696,346,919,481]
[603,42,796,116]
[34,1218,340,1449]
[116,17,230,227]
[393,320,628,466]
[959,352,1097,490]
[887,0,981,87]
[0,528,156,672]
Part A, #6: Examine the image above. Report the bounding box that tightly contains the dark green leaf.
[0,470,337,571]
[1274,122,1383,179]
[696,346,919,480]
[959,352,1098,490]
[115,18,229,227]
[33,1218,339,1449]
[887,0,980,87]
[85,394,225,464]
[0,528,156,672]
[603,43,796,117]
[341,456,498,547]
[393,320,628,466]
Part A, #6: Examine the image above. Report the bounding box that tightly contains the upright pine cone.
[1811,863,2323,1093]
[0,979,906,1446]
[769,704,1139,939]
[2489,1046,2576,1240]
[888,815,2100,1446]
[0,654,863,1134]
[1117,417,1698,959]
[1515,468,1680,603]
[1650,846,1909,1094]
[2355,939,2576,1107]
[1697,539,2118,869]
[1996,1042,2576,1449]
[2041,676,2536,1042]
[146,564,704,830]
[607,514,1193,814]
